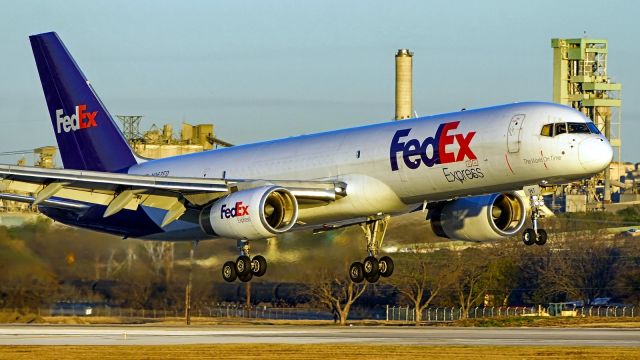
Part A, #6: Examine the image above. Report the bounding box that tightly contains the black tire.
[362,256,379,277]
[349,262,365,283]
[379,256,394,277]
[222,261,237,283]
[365,271,381,284]
[522,228,536,246]
[236,255,251,276]
[238,271,253,283]
[535,229,548,245]
[251,255,268,277]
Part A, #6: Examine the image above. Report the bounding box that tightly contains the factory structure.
[549,38,640,212]
[116,115,232,159]
[395,49,414,121]
[550,38,624,211]
[0,118,231,217]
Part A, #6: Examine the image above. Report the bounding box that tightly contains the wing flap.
[0,164,229,192]
[0,165,348,225]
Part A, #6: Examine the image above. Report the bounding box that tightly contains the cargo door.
[507,114,525,153]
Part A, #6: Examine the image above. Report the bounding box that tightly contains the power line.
[0,149,36,156]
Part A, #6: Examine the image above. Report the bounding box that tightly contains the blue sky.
[0,0,638,163]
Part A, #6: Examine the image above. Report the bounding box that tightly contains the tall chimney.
[395,49,413,120]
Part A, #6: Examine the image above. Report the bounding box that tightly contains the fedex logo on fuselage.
[55,105,98,134]
[220,202,250,219]
[390,121,477,171]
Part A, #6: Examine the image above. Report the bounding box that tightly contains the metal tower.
[116,115,144,143]
[551,38,622,206]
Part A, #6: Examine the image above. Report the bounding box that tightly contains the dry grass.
[452,316,640,328]
[0,344,639,360]
[33,315,640,328]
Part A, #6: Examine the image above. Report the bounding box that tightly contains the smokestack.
[395,49,413,120]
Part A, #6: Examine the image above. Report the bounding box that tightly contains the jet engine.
[429,192,527,242]
[199,186,298,240]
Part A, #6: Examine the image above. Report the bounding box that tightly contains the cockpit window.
[540,124,552,137]
[542,122,601,137]
[587,122,602,135]
[568,122,590,134]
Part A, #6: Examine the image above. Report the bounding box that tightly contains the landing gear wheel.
[351,216,391,282]
[238,271,253,282]
[379,256,394,277]
[251,255,267,277]
[365,271,381,283]
[349,262,365,283]
[222,261,237,283]
[362,256,379,277]
[236,255,251,276]
[522,228,536,246]
[535,229,548,245]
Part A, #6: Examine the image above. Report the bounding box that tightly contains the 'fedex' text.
[56,105,98,134]
[390,121,477,171]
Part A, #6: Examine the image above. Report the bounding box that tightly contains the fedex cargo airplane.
[0,32,612,283]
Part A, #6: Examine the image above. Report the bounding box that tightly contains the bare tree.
[487,243,522,306]
[305,267,367,325]
[143,242,174,283]
[613,239,640,306]
[447,248,497,318]
[526,220,621,305]
[393,251,455,324]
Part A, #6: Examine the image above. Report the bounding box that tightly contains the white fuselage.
[129,102,611,227]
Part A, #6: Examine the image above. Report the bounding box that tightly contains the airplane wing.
[0,164,347,227]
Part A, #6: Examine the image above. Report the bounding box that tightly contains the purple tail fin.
[30,32,137,172]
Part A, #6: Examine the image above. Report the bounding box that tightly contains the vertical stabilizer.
[30,32,137,172]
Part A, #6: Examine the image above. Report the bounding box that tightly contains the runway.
[0,325,638,346]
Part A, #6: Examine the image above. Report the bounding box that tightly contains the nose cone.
[578,137,613,173]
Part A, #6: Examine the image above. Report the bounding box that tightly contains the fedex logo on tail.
[56,105,98,134]
[390,121,476,171]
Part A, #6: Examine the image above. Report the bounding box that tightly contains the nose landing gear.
[221,240,268,282]
[522,187,548,246]
[349,215,395,284]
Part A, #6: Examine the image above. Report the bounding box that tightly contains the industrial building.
[116,115,232,159]
[0,117,231,219]
[551,38,626,211]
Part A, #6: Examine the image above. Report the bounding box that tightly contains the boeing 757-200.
[0,32,612,283]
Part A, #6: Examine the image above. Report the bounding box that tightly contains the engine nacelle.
[430,192,527,242]
[199,186,298,240]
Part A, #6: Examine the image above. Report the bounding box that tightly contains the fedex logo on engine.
[220,202,250,219]
[55,105,98,134]
[390,121,476,171]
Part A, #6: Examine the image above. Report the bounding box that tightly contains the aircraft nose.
[578,137,613,173]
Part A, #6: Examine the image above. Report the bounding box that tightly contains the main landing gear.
[221,240,267,283]
[522,190,547,246]
[349,215,395,284]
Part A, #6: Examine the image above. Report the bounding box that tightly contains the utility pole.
[185,241,197,325]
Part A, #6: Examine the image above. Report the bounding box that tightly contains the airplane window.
[587,122,602,134]
[554,123,567,135]
[540,124,553,137]
[568,122,590,134]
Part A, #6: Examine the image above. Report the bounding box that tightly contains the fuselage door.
[507,114,525,153]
